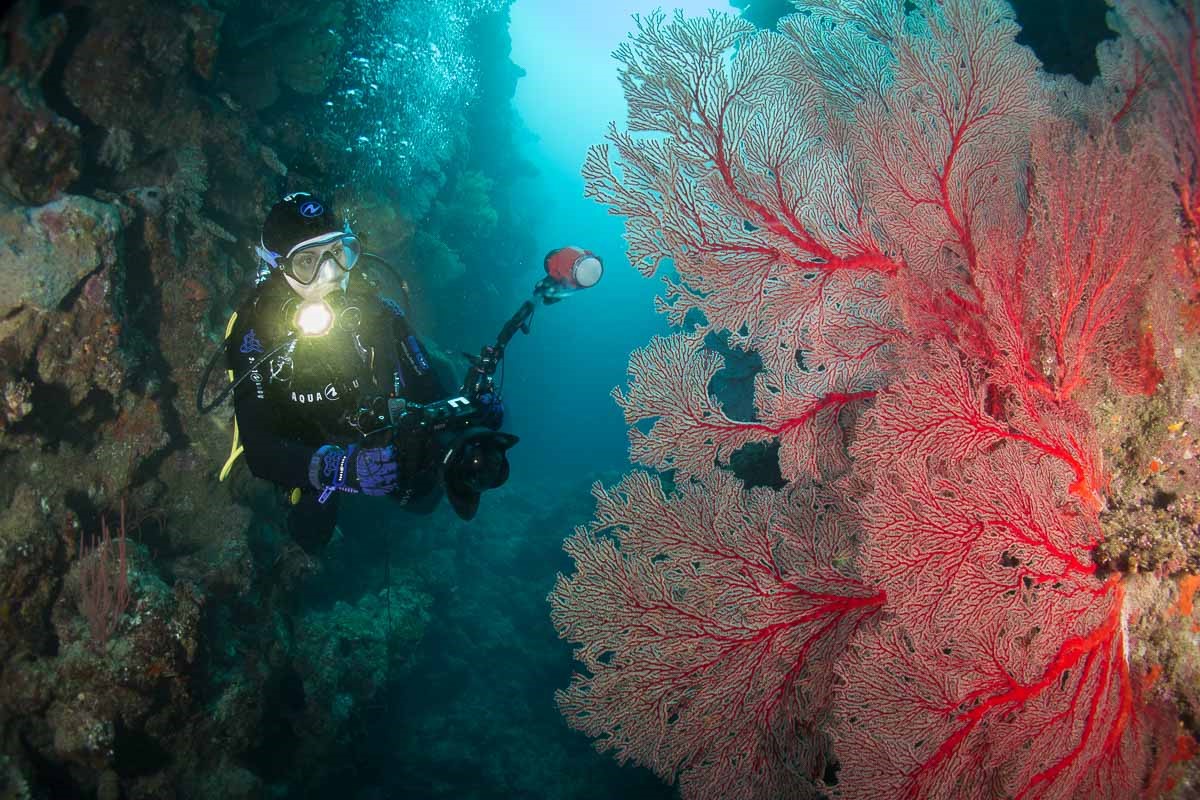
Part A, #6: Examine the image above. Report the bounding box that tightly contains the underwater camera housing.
[440,429,519,520]
[364,246,603,519]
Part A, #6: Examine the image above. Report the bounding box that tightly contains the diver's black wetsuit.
[226,271,448,551]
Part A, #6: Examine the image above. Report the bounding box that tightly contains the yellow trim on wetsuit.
[218,311,245,481]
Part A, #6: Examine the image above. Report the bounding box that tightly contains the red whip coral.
[553,1,1197,798]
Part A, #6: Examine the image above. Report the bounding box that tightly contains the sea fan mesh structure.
[550,2,1198,798]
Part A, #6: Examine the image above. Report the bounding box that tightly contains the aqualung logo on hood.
[299,201,324,218]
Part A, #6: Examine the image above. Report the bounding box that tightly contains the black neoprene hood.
[261,192,341,257]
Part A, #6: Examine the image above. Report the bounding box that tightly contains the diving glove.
[309,444,399,502]
[474,391,504,430]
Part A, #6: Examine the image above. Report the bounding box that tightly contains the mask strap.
[256,244,281,268]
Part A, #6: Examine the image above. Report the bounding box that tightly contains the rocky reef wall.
[0,1,517,797]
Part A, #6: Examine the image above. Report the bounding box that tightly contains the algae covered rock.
[0,195,123,318]
[291,583,431,753]
[0,486,65,660]
[0,85,81,205]
[0,8,79,205]
[295,584,431,705]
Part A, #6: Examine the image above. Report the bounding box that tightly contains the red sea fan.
[550,470,883,800]
[555,1,1195,798]
[613,334,878,482]
[1107,0,1200,327]
[841,357,1178,799]
[982,120,1176,402]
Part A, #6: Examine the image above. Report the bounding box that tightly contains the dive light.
[295,301,335,337]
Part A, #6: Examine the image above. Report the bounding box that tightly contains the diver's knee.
[287,492,340,553]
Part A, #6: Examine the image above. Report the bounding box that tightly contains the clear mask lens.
[287,235,362,285]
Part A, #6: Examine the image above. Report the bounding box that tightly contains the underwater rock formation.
[0,195,121,319]
[0,9,79,206]
[0,84,80,205]
[0,0,511,794]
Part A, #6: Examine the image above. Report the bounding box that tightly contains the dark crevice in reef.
[13,383,116,449]
[35,571,63,659]
[246,666,307,781]
[19,731,86,800]
[112,719,173,778]
[32,3,102,197]
[33,3,84,117]
[63,489,104,543]
[118,212,191,487]
[114,213,163,367]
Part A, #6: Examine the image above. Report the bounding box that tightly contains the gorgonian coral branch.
[550,470,883,800]
[560,2,1192,798]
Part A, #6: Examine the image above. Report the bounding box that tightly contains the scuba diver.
[220,192,508,552]
[199,191,603,552]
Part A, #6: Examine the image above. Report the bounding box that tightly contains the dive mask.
[281,231,362,285]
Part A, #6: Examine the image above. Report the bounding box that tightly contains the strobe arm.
[377,276,558,437]
[460,299,535,400]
